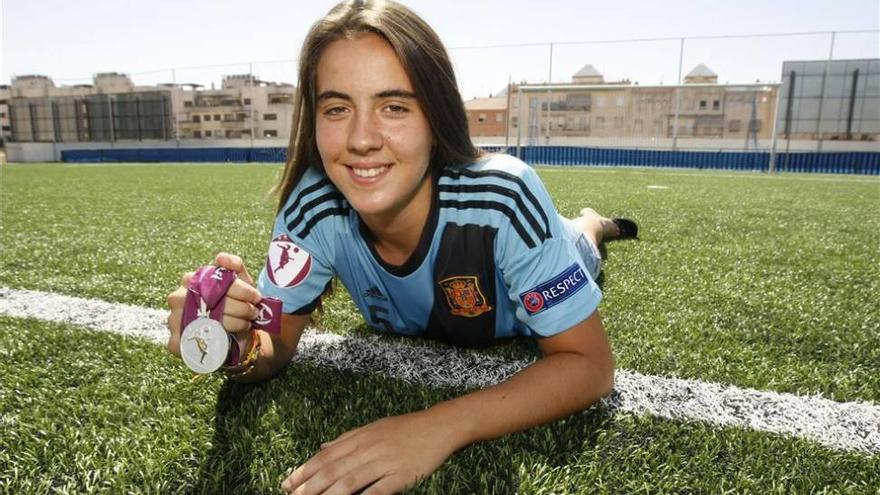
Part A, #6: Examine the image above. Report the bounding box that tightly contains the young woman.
[166,1,637,493]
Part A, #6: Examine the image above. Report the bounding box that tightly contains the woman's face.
[314,33,434,222]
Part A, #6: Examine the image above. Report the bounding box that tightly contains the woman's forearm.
[427,348,614,449]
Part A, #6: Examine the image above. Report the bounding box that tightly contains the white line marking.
[646,185,669,189]
[1,287,877,455]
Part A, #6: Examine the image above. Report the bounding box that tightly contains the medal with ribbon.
[179,266,282,374]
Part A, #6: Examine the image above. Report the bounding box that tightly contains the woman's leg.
[572,208,621,248]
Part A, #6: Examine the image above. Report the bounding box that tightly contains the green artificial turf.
[1,163,878,403]
[1,316,878,494]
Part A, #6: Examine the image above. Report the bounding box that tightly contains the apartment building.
[464,96,507,136]
[4,72,295,143]
[468,64,778,147]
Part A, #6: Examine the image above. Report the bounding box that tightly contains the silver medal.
[180,317,230,374]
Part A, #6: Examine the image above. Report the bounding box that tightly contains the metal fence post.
[172,68,180,146]
[672,37,685,151]
[108,94,115,143]
[546,43,553,146]
[516,86,523,160]
[768,83,783,173]
[816,31,835,152]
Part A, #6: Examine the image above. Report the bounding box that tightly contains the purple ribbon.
[180,264,282,342]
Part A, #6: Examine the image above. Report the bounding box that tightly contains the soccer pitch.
[1,163,878,493]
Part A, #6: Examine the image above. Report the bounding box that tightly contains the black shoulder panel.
[426,223,498,348]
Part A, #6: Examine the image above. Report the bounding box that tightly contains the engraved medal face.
[180,318,230,374]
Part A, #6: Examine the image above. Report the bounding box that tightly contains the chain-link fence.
[2,30,877,164]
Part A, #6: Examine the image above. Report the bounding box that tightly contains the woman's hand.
[165,252,263,357]
[281,410,463,494]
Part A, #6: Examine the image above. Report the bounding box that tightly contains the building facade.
[3,73,295,143]
[467,64,779,149]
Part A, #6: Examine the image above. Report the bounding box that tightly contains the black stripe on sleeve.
[439,199,536,249]
[295,207,350,239]
[283,178,333,219]
[285,192,346,231]
[438,183,546,244]
[440,168,551,239]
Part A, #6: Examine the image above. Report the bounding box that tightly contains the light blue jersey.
[257,154,602,347]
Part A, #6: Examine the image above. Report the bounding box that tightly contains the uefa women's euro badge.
[181,316,231,374]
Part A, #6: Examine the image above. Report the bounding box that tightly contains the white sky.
[2,0,878,100]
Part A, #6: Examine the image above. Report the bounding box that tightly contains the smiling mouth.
[349,164,390,180]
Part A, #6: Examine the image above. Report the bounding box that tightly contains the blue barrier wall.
[61,146,880,175]
[61,147,286,164]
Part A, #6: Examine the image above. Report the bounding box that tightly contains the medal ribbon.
[180,265,283,366]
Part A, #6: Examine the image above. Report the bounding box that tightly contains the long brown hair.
[272,0,481,212]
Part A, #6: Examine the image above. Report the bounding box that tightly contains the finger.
[226,279,263,305]
[222,315,252,334]
[288,452,364,495]
[214,252,255,286]
[223,297,259,320]
[166,309,182,357]
[324,461,385,495]
[166,286,188,313]
[321,425,367,450]
[361,475,407,495]
[282,441,359,493]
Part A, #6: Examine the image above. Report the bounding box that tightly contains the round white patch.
[266,234,312,288]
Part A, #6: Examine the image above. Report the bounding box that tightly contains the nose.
[347,111,383,155]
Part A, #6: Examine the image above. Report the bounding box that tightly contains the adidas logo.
[363,286,387,301]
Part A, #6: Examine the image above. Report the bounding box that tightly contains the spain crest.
[438,276,492,318]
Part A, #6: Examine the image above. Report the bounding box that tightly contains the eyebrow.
[316,89,417,101]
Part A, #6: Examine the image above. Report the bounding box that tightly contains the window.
[214,114,221,120]
[264,113,277,121]
[205,130,212,137]
[264,129,278,137]
[193,130,202,138]
[183,101,193,108]
[595,96,605,108]
[192,115,201,123]
[226,130,237,138]
[713,100,720,110]
[0,112,6,118]
[243,98,251,105]
[496,113,504,123]
[728,120,741,132]
[699,100,707,110]
[595,116,605,128]
[478,113,486,123]
[241,129,251,135]
[616,96,624,107]
[203,115,211,121]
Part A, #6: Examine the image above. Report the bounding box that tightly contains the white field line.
[1,287,878,456]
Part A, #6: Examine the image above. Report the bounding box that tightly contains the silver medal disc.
[180,318,231,374]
